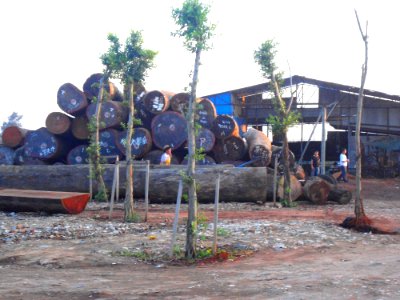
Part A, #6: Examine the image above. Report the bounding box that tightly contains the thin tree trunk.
[354,10,369,224]
[124,82,135,221]
[271,73,292,204]
[282,130,292,203]
[185,47,201,259]
[92,76,108,201]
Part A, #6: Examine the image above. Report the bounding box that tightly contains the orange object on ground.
[0,189,90,214]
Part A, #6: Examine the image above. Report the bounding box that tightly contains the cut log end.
[303,178,331,205]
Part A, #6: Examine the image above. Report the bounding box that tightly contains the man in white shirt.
[337,148,349,182]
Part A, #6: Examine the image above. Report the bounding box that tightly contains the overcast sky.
[1,0,399,130]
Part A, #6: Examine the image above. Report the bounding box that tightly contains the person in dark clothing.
[310,150,321,176]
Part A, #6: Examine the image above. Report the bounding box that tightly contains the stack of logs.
[0,73,286,168]
[0,73,351,205]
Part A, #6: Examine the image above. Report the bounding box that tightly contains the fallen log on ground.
[277,174,303,202]
[303,176,331,204]
[328,188,352,204]
[0,164,274,203]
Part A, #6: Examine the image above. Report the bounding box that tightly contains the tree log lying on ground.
[277,174,303,202]
[0,164,274,203]
[302,175,352,205]
[328,188,352,204]
[303,176,331,205]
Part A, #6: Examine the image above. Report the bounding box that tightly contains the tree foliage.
[101,31,157,85]
[1,112,23,133]
[254,40,300,205]
[172,0,215,53]
[101,30,156,221]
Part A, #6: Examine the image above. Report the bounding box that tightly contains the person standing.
[160,145,172,166]
[310,150,321,176]
[337,148,350,182]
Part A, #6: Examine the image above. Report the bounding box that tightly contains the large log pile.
[0,73,351,205]
[0,73,279,169]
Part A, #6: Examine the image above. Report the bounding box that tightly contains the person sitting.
[160,145,172,166]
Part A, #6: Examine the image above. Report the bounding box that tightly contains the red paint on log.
[2,126,29,148]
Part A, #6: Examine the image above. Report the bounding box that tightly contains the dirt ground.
[1,176,400,300]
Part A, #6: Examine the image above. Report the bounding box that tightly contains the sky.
[1,0,399,130]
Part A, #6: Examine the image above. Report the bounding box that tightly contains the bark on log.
[0,164,273,203]
[86,101,129,130]
[277,174,303,201]
[213,136,247,163]
[99,129,124,161]
[67,144,89,165]
[13,146,48,165]
[142,90,174,114]
[243,127,272,167]
[71,114,90,140]
[270,145,296,169]
[83,73,122,101]
[170,92,190,115]
[303,176,331,204]
[115,128,152,159]
[1,126,29,148]
[181,155,216,165]
[124,82,146,103]
[45,112,73,136]
[135,100,155,130]
[293,164,306,180]
[0,146,15,165]
[212,115,240,139]
[195,98,217,129]
[328,188,352,204]
[317,174,338,186]
[151,111,187,150]
[57,83,88,116]
[142,150,181,165]
[196,127,215,153]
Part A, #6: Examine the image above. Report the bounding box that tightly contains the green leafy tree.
[254,40,300,206]
[101,31,156,221]
[1,112,23,133]
[172,0,215,259]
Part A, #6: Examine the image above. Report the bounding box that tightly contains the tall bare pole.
[353,10,370,226]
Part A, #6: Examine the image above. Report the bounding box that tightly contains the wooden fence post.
[170,180,183,257]
[212,173,221,255]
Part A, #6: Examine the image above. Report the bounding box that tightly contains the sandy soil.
[0,176,399,300]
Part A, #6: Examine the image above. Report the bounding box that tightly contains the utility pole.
[321,106,327,174]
